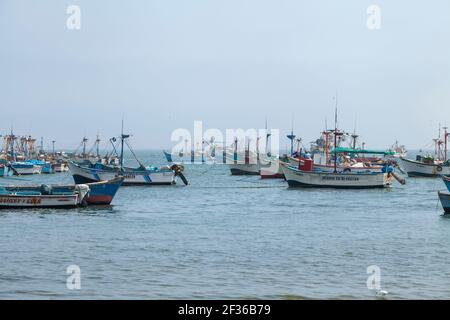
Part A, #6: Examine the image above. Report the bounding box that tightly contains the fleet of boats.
[1,119,450,213]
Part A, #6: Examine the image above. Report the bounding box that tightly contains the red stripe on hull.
[86,195,113,205]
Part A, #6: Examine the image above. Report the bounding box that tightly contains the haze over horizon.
[1,0,450,152]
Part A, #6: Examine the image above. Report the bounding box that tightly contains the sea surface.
[1,151,450,299]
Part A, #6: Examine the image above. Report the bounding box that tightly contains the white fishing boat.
[399,157,450,177]
[281,103,401,189]
[400,127,449,177]
[68,124,188,186]
[68,161,179,185]
[227,137,261,175]
[10,162,42,175]
[0,184,89,208]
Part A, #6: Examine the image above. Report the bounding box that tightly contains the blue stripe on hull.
[286,179,385,189]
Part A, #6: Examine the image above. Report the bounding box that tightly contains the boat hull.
[11,163,41,175]
[228,164,260,175]
[281,164,389,189]
[443,176,450,192]
[0,194,79,208]
[400,158,450,177]
[259,159,284,179]
[69,161,176,185]
[53,177,123,205]
[438,191,450,213]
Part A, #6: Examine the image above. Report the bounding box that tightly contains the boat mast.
[96,135,100,158]
[438,124,442,161]
[265,117,271,157]
[333,95,338,174]
[82,137,88,158]
[10,128,16,162]
[444,126,449,162]
[233,137,238,164]
[120,119,125,169]
[287,119,296,156]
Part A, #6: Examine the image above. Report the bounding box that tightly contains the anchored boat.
[227,137,261,175]
[399,156,450,177]
[69,125,188,186]
[68,160,183,186]
[53,177,124,205]
[280,103,404,189]
[400,126,450,177]
[10,162,42,175]
[0,184,89,208]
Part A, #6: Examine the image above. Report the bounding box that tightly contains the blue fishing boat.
[52,177,124,205]
[69,125,188,186]
[26,159,53,174]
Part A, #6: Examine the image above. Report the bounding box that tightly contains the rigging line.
[124,140,145,168]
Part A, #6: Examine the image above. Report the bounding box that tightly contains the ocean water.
[1,151,450,299]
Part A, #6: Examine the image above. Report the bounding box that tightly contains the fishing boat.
[68,161,182,185]
[400,127,450,177]
[26,159,53,174]
[399,156,450,177]
[227,137,260,175]
[281,101,402,189]
[0,184,89,209]
[68,125,188,186]
[52,177,124,205]
[10,162,42,175]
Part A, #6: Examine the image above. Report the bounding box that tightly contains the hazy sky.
[1,0,450,151]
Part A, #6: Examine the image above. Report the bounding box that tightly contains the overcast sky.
[1,0,450,151]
